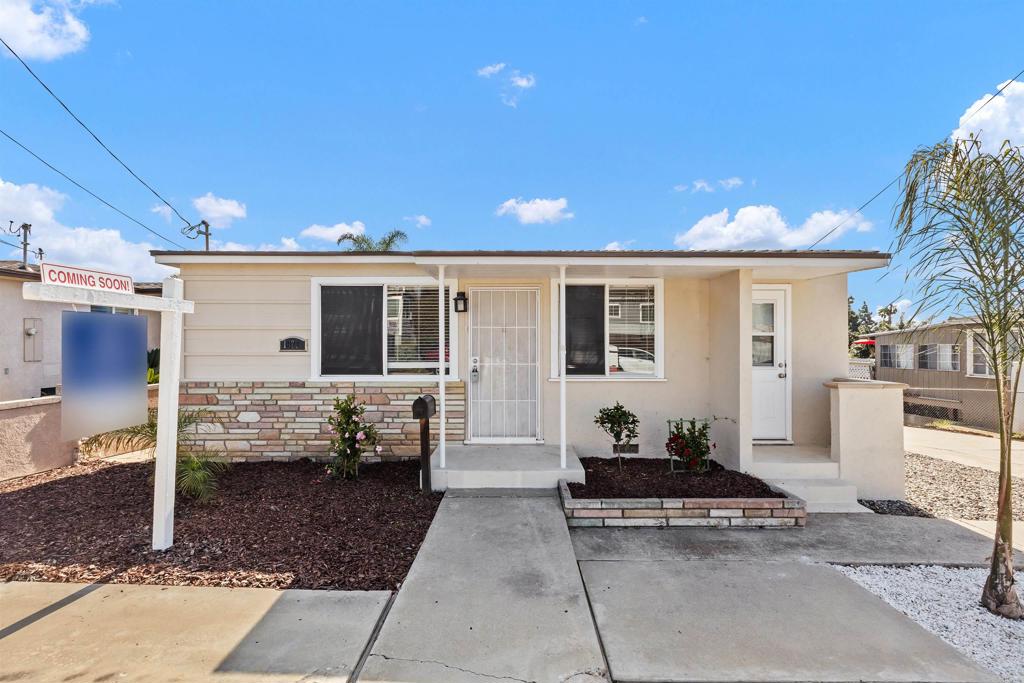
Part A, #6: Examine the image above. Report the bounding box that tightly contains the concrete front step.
[750,458,840,480]
[768,478,872,513]
[429,444,586,491]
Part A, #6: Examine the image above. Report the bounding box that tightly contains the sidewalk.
[358,491,608,683]
[905,425,1023,477]
[0,582,389,683]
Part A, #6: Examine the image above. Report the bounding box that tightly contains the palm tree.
[892,135,1024,619]
[82,409,228,502]
[337,229,409,251]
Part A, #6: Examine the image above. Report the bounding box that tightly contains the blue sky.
[1,1,1022,315]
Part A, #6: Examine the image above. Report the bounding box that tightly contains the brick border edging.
[558,480,807,528]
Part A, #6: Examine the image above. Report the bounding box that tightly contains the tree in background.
[847,297,876,358]
[337,229,409,251]
[892,135,1024,619]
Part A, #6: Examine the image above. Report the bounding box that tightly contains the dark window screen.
[566,285,605,375]
[321,286,383,375]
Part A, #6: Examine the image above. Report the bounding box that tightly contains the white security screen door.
[751,287,791,440]
[468,287,541,442]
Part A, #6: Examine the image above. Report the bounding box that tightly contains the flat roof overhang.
[150,249,890,280]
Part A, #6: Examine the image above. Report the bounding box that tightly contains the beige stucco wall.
[0,396,78,480]
[0,277,67,401]
[829,380,906,499]
[707,270,752,470]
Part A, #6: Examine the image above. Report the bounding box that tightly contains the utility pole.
[182,220,211,251]
[6,221,32,269]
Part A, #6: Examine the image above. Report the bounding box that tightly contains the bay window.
[314,279,456,379]
[552,279,663,379]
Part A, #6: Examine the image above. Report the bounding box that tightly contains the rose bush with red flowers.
[665,418,715,473]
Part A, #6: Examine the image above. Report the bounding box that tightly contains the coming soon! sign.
[41,262,134,293]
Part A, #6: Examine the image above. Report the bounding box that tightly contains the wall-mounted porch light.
[453,291,468,313]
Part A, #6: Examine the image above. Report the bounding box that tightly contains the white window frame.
[548,277,665,381]
[310,276,459,382]
[966,330,995,378]
[918,343,960,372]
[608,302,621,319]
[895,344,915,370]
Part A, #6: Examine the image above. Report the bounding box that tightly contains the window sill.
[546,376,667,383]
[311,375,461,383]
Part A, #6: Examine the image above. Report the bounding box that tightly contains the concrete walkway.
[572,512,1023,566]
[905,425,1023,477]
[0,582,389,683]
[358,490,608,683]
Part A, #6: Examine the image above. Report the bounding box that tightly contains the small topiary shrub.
[594,402,640,471]
[326,395,381,479]
[666,418,715,473]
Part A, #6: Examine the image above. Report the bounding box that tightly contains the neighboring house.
[0,260,162,401]
[874,319,1024,433]
[153,248,905,510]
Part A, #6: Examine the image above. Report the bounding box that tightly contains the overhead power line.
[0,236,23,251]
[0,35,193,228]
[0,128,189,249]
[808,66,1024,249]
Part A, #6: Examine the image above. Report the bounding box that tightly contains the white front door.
[751,287,791,440]
[468,287,541,442]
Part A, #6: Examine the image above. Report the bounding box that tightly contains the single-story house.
[874,319,1024,433]
[0,260,162,402]
[152,248,907,510]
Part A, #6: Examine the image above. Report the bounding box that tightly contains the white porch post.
[559,264,567,469]
[438,265,446,469]
[152,276,184,550]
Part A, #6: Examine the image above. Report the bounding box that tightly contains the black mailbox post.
[412,394,436,493]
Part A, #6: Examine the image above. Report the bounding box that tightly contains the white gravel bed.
[836,565,1024,682]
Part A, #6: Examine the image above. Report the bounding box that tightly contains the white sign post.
[23,272,194,550]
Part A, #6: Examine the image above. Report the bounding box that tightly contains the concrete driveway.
[905,425,1023,477]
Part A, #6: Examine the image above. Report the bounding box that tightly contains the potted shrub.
[665,418,715,473]
[326,395,382,479]
[594,402,640,471]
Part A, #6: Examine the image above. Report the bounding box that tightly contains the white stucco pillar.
[438,265,446,469]
[559,265,567,468]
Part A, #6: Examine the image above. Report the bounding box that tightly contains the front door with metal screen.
[468,287,541,442]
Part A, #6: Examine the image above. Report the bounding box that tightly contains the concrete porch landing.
[429,444,586,491]
[751,443,869,513]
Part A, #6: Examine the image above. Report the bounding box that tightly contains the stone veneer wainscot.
[180,381,465,461]
[559,480,807,528]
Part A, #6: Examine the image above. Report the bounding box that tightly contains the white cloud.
[476,62,506,78]
[495,197,574,225]
[0,177,173,280]
[718,176,743,190]
[603,240,635,251]
[951,79,1024,153]
[211,236,300,252]
[0,0,91,62]
[403,214,432,228]
[510,72,536,89]
[299,220,366,242]
[150,204,172,222]
[691,179,714,193]
[634,16,648,25]
[672,184,688,193]
[191,192,247,228]
[674,205,872,250]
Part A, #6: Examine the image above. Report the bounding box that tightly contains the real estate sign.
[61,311,147,441]
[41,262,134,293]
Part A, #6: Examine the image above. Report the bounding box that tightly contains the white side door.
[468,288,541,443]
[751,287,791,440]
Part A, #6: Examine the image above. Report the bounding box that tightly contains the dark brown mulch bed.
[0,458,441,591]
[568,457,785,499]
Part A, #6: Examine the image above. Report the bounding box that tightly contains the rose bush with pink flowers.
[326,395,380,479]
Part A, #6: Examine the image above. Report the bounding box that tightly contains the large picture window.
[553,280,662,379]
[315,280,455,378]
[918,343,960,371]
